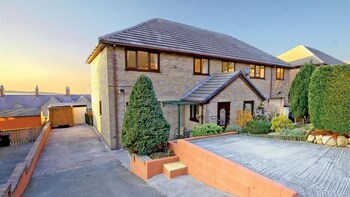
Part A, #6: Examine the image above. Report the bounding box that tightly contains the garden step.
[163,161,187,179]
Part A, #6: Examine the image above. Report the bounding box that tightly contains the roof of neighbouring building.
[0,94,91,110]
[0,108,41,117]
[278,45,345,67]
[181,71,266,103]
[87,18,291,67]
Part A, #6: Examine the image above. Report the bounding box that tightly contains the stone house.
[278,45,346,85]
[86,18,292,149]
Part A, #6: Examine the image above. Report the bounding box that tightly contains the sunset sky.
[1,0,349,94]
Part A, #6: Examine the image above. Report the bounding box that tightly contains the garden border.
[241,133,307,141]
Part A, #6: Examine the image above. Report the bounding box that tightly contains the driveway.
[191,135,350,197]
[24,125,163,197]
[0,142,33,184]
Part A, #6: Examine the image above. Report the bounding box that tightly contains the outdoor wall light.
[118,89,125,94]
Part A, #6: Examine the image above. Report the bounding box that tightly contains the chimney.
[35,86,39,97]
[0,85,4,97]
[66,86,70,97]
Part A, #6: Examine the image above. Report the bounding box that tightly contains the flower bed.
[242,133,307,142]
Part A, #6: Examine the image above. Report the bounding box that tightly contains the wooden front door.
[217,102,230,126]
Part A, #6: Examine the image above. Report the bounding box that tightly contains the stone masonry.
[91,46,290,149]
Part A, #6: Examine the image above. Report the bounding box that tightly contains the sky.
[0,0,349,94]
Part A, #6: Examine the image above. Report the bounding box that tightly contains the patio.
[191,135,350,197]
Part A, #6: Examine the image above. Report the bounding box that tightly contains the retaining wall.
[0,122,51,197]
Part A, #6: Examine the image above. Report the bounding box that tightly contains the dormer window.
[125,49,159,72]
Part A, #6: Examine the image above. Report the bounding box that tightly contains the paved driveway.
[0,142,33,184]
[24,125,163,197]
[191,135,350,197]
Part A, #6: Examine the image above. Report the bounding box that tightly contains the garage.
[49,103,87,128]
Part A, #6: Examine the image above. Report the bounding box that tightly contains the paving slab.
[23,125,163,197]
[191,135,350,197]
[0,142,33,184]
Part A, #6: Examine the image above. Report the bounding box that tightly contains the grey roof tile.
[182,71,266,103]
[304,46,345,65]
[0,108,41,117]
[99,18,291,67]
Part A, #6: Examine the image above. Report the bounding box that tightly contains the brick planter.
[130,154,179,181]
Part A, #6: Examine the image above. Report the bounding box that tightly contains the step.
[163,161,187,179]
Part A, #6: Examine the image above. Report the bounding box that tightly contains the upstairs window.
[126,50,159,72]
[276,68,284,80]
[194,58,209,75]
[222,61,235,73]
[250,65,265,79]
[189,105,199,122]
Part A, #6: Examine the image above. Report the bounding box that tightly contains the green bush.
[191,123,223,137]
[279,128,307,137]
[289,63,316,119]
[225,124,243,133]
[253,115,268,121]
[309,65,350,135]
[121,75,170,155]
[244,120,272,134]
[271,115,293,132]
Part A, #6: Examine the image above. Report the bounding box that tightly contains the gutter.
[112,45,119,148]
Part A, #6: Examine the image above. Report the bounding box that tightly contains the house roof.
[0,108,41,118]
[278,45,345,67]
[0,94,91,110]
[87,18,291,67]
[181,71,266,103]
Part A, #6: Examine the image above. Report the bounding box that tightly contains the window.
[250,65,265,78]
[126,50,159,72]
[243,101,254,115]
[193,58,209,75]
[189,105,199,122]
[276,68,284,80]
[99,100,102,116]
[222,61,235,73]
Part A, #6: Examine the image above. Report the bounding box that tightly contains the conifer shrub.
[121,75,170,155]
[309,65,350,134]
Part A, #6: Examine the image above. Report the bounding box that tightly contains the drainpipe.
[112,45,119,148]
[269,66,273,101]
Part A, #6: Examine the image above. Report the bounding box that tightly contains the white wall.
[73,106,87,124]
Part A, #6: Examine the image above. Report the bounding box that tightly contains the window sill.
[193,73,210,76]
[276,78,285,81]
[125,68,160,73]
[189,118,199,122]
[250,77,266,80]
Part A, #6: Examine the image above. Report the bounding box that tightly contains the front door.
[217,102,230,126]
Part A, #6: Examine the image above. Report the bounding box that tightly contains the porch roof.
[162,100,198,105]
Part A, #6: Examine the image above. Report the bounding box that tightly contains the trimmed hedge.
[191,123,223,137]
[244,120,272,134]
[121,75,170,155]
[309,65,350,135]
[289,63,316,119]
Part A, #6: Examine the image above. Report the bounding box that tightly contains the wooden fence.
[236,110,253,127]
[0,127,43,144]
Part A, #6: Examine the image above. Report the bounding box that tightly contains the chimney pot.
[0,85,4,97]
[35,86,39,97]
[66,86,70,97]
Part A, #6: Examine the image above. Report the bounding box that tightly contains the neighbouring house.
[86,18,292,149]
[0,85,91,130]
[0,108,42,130]
[277,45,346,85]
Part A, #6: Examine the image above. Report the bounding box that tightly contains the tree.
[121,75,170,155]
[309,65,350,134]
[289,63,315,121]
